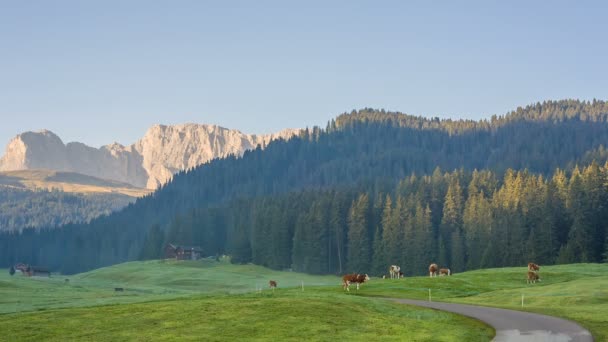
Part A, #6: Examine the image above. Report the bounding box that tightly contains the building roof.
[166,243,202,252]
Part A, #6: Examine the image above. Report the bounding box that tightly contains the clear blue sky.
[1,1,607,148]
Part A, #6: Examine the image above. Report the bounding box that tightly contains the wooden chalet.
[14,263,51,277]
[165,244,203,260]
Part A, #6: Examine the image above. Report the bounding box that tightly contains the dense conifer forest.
[1,99,608,274]
[0,188,134,232]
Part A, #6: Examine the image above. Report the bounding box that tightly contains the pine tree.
[565,172,594,262]
[381,195,400,268]
[347,194,371,273]
[139,224,165,260]
[412,203,434,275]
[371,225,386,276]
[440,175,463,268]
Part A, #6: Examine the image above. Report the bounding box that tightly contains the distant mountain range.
[0,125,299,189]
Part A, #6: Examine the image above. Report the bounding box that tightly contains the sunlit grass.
[1,262,605,341]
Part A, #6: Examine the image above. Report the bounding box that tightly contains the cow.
[389,265,401,279]
[528,262,540,272]
[342,273,370,291]
[429,263,438,277]
[269,280,277,289]
[398,271,404,278]
[439,268,451,276]
[527,271,541,284]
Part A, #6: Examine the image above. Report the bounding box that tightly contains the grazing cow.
[389,265,401,279]
[439,268,451,276]
[429,263,438,277]
[527,271,541,284]
[528,262,540,272]
[269,280,277,289]
[114,287,124,292]
[342,273,370,291]
[398,271,404,278]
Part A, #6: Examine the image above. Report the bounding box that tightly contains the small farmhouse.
[165,244,203,260]
[13,263,51,277]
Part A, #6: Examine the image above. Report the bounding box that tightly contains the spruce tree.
[347,194,371,273]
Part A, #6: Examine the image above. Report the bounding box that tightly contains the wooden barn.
[165,244,203,260]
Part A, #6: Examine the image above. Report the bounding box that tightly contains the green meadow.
[1,261,606,341]
[353,263,608,341]
[0,258,339,314]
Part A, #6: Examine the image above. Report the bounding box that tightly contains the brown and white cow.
[342,273,370,291]
[429,263,438,277]
[389,265,401,279]
[269,280,277,289]
[527,271,541,284]
[439,268,451,276]
[528,262,540,272]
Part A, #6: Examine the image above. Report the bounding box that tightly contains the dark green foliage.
[2,100,608,274]
[346,194,371,273]
[0,187,134,232]
[139,225,164,260]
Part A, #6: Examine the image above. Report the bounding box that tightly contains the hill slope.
[1,262,605,340]
[2,100,608,273]
[0,169,150,197]
[0,170,150,231]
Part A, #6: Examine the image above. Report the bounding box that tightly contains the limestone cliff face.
[0,125,299,189]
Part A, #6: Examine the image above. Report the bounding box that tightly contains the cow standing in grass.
[389,265,401,279]
[439,268,451,276]
[527,271,541,284]
[528,263,540,272]
[429,263,438,277]
[269,280,277,289]
[342,273,370,291]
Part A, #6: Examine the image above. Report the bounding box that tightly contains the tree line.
[1,99,608,274]
[146,164,608,276]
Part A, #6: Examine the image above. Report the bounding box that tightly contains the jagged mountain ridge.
[0,124,299,189]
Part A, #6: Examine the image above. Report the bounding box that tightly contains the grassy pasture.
[0,259,494,341]
[0,292,492,342]
[1,261,606,341]
[0,259,339,314]
[353,263,608,341]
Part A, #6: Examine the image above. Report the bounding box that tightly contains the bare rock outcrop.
[0,125,299,189]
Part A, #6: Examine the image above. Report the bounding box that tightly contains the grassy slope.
[0,292,492,342]
[2,262,605,341]
[352,264,608,341]
[0,260,494,341]
[0,259,339,314]
[0,169,150,197]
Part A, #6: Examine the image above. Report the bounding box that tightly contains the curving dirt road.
[390,298,593,342]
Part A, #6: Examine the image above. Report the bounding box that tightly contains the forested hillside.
[1,99,608,274]
[155,164,608,276]
[0,187,135,232]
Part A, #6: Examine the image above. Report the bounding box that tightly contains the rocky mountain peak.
[0,124,299,189]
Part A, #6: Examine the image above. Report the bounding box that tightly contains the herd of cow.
[267,262,542,292]
[340,262,543,291]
